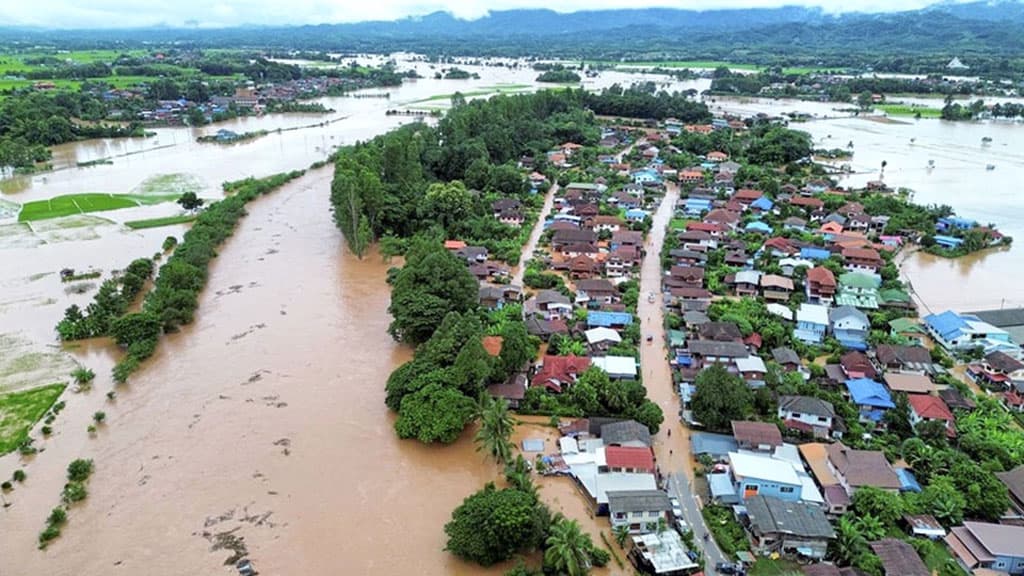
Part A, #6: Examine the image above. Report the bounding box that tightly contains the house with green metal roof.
[835,272,880,309]
[889,317,927,344]
[879,288,914,310]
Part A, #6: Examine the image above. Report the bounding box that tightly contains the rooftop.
[779,395,835,418]
[607,489,672,515]
[827,443,901,490]
[884,372,936,395]
[732,421,783,447]
[631,530,699,574]
[601,420,652,447]
[845,378,895,409]
[605,446,655,471]
[870,538,929,576]
[729,451,800,485]
[746,495,835,538]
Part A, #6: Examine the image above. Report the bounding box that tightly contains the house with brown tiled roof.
[731,420,783,452]
[826,442,901,494]
[734,188,763,204]
[532,355,591,393]
[842,246,883,273]
[806,267,837,305]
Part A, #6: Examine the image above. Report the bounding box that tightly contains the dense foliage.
[56,258,154,340]
[445,482,550,566]
[690,364,754,431]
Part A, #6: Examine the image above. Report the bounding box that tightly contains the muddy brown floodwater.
[0,167,625,576]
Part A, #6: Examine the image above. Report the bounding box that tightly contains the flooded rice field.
[0,59,1021,574]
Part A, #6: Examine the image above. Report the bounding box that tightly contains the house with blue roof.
[587,311,634,329]
[924,310,1014,351]
[895,468,922,493]
[750,197,775,212]
[936,216,976,232]
[684,197,712,216]
[631,169,662,186]
[800,247,832,261]
[845,378,895,425]
[933,235,964,249]
[625,208,649,222]
[745,221,773,234]
[830,306,870,350]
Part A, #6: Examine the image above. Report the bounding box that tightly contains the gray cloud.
[5,0,961,29]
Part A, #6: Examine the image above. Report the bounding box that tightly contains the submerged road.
[637,181,727,573]
[512,182,559,286]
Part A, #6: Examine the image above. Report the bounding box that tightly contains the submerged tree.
[474,394,516,465]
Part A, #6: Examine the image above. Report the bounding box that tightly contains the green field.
[0,383,66,455]
[18,193,180,222]
[413,85,535,104]
[876,104,943,118]
[124,214,197,229]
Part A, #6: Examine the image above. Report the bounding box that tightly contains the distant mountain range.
[4,2,1024,63]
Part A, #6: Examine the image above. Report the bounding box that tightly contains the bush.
[162,236,178,251]
[47,507,67,526]
[62,481,87,504]
[93,411,106,424]
[41,425,52,436]
[38,524,61,547]
[13,469,26,483]
[67,458,94,482]
[1,481,12,491]
[71,367,95,385]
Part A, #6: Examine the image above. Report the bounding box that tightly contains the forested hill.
[5,1,1024,66]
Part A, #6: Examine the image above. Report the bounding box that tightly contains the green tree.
[444,483,545,566]
[475,394,517,465]
[850,486,904,528]
[387,238,479,344]
[690,364,753,431]
[177,191,204,211]
[950,459,1011,521]
[916,476,966,527]
[854,514,885,541]
[857,91,875,110]
[612,524,630,548]
[394,383,475,444]
[66,459,94,482]
[422,180,474,231]
[829,515,867,566]
[544,517,595,576]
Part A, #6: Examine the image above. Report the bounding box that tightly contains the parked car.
[669,496,683,518]
[687,550,700,562]
[237,559,257,576]
[716,562,739,574]
[675,518,689,535]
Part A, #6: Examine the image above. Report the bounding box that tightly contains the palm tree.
[545,517,593,576]
[474,394,516,465]
[612,524,630,548]
[854,514,885,541]
[504,455,537,498]
[829,515,867,566]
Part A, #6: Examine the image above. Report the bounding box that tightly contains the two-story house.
[830,306,870,351]
[745,495,835,560]
[607,490,673,534]
[805,267,837,305]
[826,442,901,496]
[947,522,1024,575]
[836,272,880,309]
[842,247,883,274]
[778,395,838,439]
[728,451,802,502]
[907,394,956,437]
[845,378,895,426]
[795,303,829,344]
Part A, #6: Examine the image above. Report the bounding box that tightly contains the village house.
[995,465,1024,526]
[551,228,598,251]
[772,348,802,372]
[946,522,1024,575]
[585,327,622,354]
[717,451,805,504]
[778,395,839,439]
[681,340,749,373]
[907,394,956,437]
[576,279,618,306]
[826,442,901,495]
[525,289,573,320]
[969,351,1024,390]
[601,420,652,448]
[835,272,880,309]
[761,274,794,302]
[665,266,705,291]
[531,355,591,393]
[607,490,673,534]
[698,321,744,343]
[737,355,769,387]
[871,539,930,576]
[734,188,763,206]
[924,310,1014,353]
[592,356,639,380]
[587,311,634,330]
[805,267,837,305]
[732,420,782,452]
[845,378,895,426]
[875,344,935,374]
[603,446,656,474]
[607,247,641,278]
[840,351,878,379]
[830,306,870,351]
[794,303,829,344]
[727,270,762,297]
[841,246,883,274]
[883,372,936,395]
[743,495,835,560]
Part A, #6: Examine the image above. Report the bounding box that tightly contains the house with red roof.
[790,196,825,210]
[686,221,726,236]
[707,151,729,162]
[819,221,844,235]
[734,188,764,205]
[532,355,591,393]
[907,395,956,437]
[806,267,837,305]
[603,446,656,474]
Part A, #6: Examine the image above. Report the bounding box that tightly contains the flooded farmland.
[1,59,1021,575]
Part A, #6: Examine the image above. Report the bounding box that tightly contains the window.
[780,486,795,494]
[791,413,802,419]
[818,416,827,422]
[649,511,660,518]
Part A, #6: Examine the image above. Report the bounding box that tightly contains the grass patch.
[702,504,749,558]
[876,104,943,118]
[133,173,204,197]
[749,557,801,576]
[670,217,694,231]
[18,193,179,222]
[604,60,831,75]
[915,537,969,576]
[125,214,197,229]
[0,383,66,455]
[412,86,534,104]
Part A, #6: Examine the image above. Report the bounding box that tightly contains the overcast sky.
[7,0,960,29]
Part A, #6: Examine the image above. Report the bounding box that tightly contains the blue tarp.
[846,378,895,409]
[801,247,831,260]
[896,468,922,493]
[587,311,634,328]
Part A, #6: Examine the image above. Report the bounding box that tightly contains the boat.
[927,160,935,169]
[986,164,996,171]
[982,136,993,143]
[910,138,916,144]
